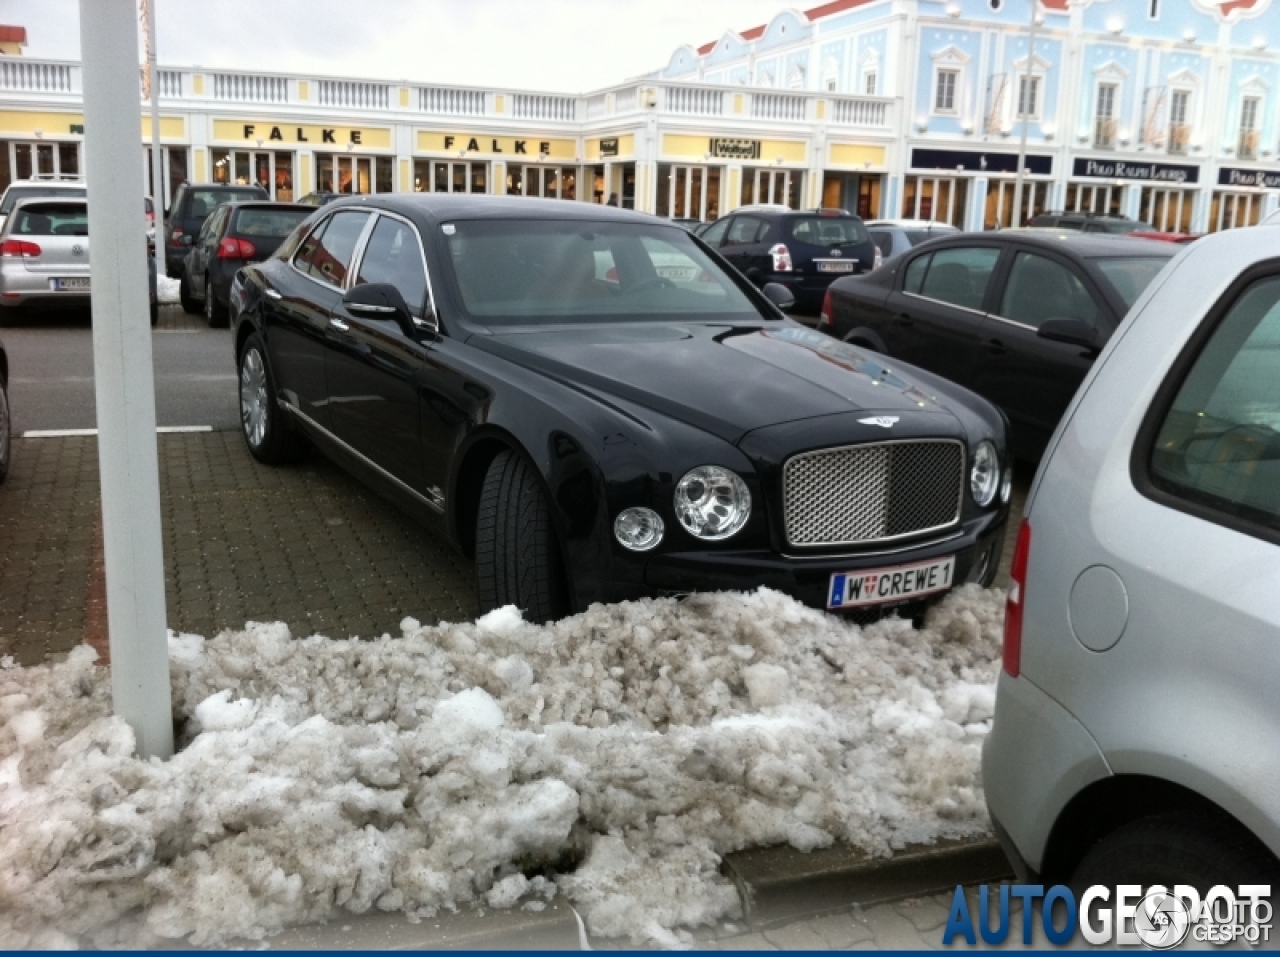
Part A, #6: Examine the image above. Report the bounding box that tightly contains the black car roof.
[319,193,667,227]
[929,229,1176,258]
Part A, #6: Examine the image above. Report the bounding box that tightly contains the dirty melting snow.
[0,586,1004,948]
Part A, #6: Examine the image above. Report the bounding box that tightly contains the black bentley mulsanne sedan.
[230,195,1011,622]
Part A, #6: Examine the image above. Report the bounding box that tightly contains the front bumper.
[639,511,1005,615]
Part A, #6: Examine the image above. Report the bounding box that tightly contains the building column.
[883,173,902,220]
[1262,190,1280,221]
[968,177,989,232]
[1191,186,1212,234]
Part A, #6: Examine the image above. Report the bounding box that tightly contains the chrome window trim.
[288,208,374,294]
[281,401,444,514]
[902,290,988,317]
[782,437,966,549]
[348,208,439,331]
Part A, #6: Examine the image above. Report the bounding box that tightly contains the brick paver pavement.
[0,432,477,665]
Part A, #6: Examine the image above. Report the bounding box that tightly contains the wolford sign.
[1073,158,1199,184]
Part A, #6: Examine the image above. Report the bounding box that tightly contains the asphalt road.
[2,304,238,436]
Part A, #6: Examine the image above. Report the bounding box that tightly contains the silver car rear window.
[11,203,89,236]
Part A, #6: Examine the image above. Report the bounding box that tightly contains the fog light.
[614,507,664,551]
[1000,466,1013,505]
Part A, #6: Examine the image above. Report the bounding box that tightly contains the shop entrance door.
[657,164,721,220]
[1065,183,1122,216]
[212,149,294,200]
[903,176,968,227]
[1140,187,1194,232]
[742,168,803,208]
[985,180,1048,229]
[1209,191,1262,232]
[315,153,392,196]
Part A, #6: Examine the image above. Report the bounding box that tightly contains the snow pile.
[155,275,180,304]
[0,586,1004,948]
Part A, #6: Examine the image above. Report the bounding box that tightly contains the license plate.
[827,555,956,609]
[816,261,855,273]
[53,278,91,291]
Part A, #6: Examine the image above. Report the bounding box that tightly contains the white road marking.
[22,426,214,438]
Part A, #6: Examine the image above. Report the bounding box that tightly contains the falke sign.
[1219,167,1280,188]
[417,132,575,159]
[1073,157,1200,184]
[213,119,390,149]
[709,138,762,160]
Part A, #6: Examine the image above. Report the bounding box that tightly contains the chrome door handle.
[330,318,350,332]
[263,288,282,301]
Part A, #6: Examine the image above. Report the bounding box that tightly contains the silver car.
[983,223,1280,891]
[0,196,157,324]
[865,219,960,262]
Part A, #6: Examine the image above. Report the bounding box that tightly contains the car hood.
[472,321,957,444]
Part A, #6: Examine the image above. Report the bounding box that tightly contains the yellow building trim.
[298,80,309,101]
[584,133,635,161]
[212,119,392,150]
[494,94,505,114]
[399,157,410,192]
[660,133,709,159]
[416,131,575,160]
[733,94,744,115]
[816,100,827,121]
[0,110,185,141]
[828,143,887,168]
[192,74,205,96]
[194,149,207,183]
[299,158,311,194]
[726,167,741,212]
[491,161,506,194]
[759,139,807,164]
[399,87,410,108]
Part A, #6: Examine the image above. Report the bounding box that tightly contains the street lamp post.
[1011,0,1041,228]
[79,0,174,760]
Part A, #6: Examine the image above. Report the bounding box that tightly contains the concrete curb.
[722,837,1013,930]
[232,838,1009,949]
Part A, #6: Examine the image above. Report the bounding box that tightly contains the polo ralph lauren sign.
[1218,167,1280,188]
[1073,158,1200,184]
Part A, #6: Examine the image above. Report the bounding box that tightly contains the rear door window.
[998,251,1099,329]
[303,210,369,287]
[1148,275,1280,536]
[786,216,869,247]
[915,246,1001,311]
[725,216,764,246]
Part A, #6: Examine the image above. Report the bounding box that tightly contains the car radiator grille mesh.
[782,440,964,547]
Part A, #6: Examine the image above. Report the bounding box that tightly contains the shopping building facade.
[2,0,1279,231]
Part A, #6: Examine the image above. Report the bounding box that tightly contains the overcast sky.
[0,0,793,92]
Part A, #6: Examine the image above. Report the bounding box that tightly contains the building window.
[1168,89,1190,155]
[1095,83,1117,149]
[934,69,958,113]
[1016,75,1041,120]
[1239,96,1261,160]
[864,71,878,96]
[413,160,486,194]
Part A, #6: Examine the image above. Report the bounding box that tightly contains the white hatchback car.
[983,223,1280,891]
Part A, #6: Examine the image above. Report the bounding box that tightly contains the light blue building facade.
[659,0,1280,232]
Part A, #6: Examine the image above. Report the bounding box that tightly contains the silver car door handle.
[263,288,283,301]
[330,318,350,332]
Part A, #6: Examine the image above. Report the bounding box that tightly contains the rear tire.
[179,273,199,315]
[1072,811,1280,894]
[237,332,308,465]
[475,450,570,624]
[0,378,11,484]
[204,275,228,328]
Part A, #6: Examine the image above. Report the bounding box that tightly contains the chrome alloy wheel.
[240,347,269,448]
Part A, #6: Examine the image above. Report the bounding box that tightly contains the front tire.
[179,273,199,315]
[475,451,570,624]
[204,275,228,328]
[238,332,307,465]
[1073,811,1280,894]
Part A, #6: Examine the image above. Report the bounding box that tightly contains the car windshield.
[442,219,770,324]
[11,202,89,236]
[786,216,868,247]
[1091,256,1172,308]
[1,186,86,215]
[233,207,311,238]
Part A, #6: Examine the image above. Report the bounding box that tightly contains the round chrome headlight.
[673,466,751,540]
[970,441,1000,508]
[614,507,664,551]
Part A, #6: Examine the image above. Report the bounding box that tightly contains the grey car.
[0,197,158,325]
[865,219,960,262]
[983,223,1280,892]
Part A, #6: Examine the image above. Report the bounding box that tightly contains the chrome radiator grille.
[782,439,964,547]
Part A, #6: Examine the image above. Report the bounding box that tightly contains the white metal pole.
[1012,0,1039,228]
[79,0,174,760]
[145,0,165,214]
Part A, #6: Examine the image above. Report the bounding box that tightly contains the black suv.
[1028,211,1156,234]
[698,206,877,313]
[163,182,268,278]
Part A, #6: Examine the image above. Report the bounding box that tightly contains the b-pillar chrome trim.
[280,400,445,514]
